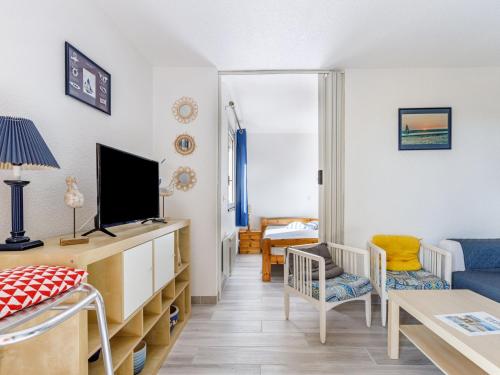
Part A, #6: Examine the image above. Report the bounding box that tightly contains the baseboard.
[191,295,218,304]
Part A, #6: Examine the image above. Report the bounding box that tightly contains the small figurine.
[64,176,84,208]
[60,176,89,246]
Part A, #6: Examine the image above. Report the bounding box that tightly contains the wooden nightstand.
[239,230,262,254]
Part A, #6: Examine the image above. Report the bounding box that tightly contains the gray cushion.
[288,243,344,280]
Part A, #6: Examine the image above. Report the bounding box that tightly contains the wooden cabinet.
[153,233,175,292]
[0,220,191,375]
[123,242,153,319]
[239,230,262,254]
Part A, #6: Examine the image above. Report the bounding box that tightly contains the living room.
[1,1,499,374]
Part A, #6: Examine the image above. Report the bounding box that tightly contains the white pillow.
[438,240,465,272]
[286,221,307,230]
[305,221,319,230]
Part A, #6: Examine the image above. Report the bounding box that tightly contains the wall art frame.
[174,134,196,156]
[172,97,198,124]
[65,42,111,115]
[398,107,452,150]
[173,167,197,191]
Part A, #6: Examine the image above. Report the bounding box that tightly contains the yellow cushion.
[372,235,422,271]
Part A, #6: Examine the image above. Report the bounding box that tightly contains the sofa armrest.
[438,240,465,272]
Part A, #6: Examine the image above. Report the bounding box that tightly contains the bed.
[261,217,319,281]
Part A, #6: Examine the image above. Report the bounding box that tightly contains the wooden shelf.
[88,321,122,358]
[174,281,189,298]
[400,325,487,375]
[116,354,133,375]
[170,319,186,342]
[89,335,142,374]
[140,344,169,375]
[143,312,161,336]
[162,296,174,313]
[142,320,189,374]
[0,219,191,269]
[0,220,191,375]
[175,262,189,277]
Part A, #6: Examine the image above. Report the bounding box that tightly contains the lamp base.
[0,240,44,251]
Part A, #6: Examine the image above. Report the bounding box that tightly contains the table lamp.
[0,116,60,250]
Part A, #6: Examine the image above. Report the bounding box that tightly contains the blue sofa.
[446,239,500,302]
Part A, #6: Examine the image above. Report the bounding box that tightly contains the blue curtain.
[235,129,248,227]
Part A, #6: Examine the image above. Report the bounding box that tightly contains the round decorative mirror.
[172,97,198,124]
[174,134,196,155]
[173,167,197,191]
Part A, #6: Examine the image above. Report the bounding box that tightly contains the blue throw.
[450,239,500,271]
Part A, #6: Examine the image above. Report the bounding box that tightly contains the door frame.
[216,70,344,298]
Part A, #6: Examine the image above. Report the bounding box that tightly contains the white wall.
[220,74,319,134]
[153,67,218,298]
[0,1,153,240]
[247,133,319,229]
[344,68,500,247]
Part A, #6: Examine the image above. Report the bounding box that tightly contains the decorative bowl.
[88,349,100,363]
[170,305,179,332]
[133,340,147,374]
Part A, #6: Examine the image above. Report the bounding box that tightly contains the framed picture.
[65,42,111,115]
[398,107,451,150]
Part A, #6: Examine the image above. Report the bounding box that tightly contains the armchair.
[284,243,372,343]
[368,240,451,326]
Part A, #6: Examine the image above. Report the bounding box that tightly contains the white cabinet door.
[153,233,175,292]
[123,242,153,319]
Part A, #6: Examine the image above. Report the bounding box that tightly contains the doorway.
[217,71,344,296]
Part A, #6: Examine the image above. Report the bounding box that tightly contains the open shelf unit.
[0,220,191,375]
[88,276,190,374]
[85,222,191,375]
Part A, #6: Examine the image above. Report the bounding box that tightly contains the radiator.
[222,231,237,278]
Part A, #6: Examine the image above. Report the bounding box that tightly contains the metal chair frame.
[0,283,112,375]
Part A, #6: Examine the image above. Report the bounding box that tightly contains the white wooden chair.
[284,243,372,344]
[368,241,452,327]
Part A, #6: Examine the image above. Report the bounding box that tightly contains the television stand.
[141,218,167,224]
[82,227,116,237]
[82,216,116,237]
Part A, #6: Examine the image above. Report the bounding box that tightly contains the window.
[227,129,236,211]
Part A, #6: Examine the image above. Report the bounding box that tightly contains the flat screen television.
[84,144,159,237]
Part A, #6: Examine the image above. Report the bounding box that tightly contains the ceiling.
[222,74,318,134]
[93,0,500,70]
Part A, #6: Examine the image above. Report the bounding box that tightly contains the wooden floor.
[160,254,441,374]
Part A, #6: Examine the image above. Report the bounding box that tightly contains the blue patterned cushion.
[288,273,372,303]
[386,270,450,291]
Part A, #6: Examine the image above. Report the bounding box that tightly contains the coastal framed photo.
[65,42,111,115]
[398,107,451,150]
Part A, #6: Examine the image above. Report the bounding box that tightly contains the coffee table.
[388,290,500,375]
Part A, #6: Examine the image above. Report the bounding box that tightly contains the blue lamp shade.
[0,117,60,169]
